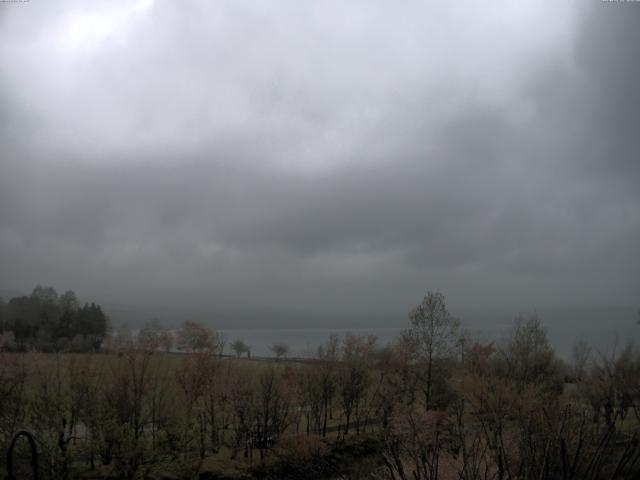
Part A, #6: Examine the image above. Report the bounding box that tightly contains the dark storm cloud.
[575,5,640,183]
[0,1,638,326]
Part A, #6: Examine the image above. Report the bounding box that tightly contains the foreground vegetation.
[0,290,639,479]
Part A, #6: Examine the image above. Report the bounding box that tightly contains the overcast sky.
[1,1,638,327]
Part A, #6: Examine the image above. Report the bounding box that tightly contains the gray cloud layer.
[1,1,638,327]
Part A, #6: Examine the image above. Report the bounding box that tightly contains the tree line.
[0,285,109,352]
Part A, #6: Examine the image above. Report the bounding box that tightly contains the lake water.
[220,307,640,360]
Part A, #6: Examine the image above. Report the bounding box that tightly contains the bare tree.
[269,342,289,360]
[176,320,216,353]
[0,352,27,449]
[382,409,452,480]
[572,339,592,382]
[337,333,376,436]
[231,338,250,358]
[500,313,558,389]
[137,319,173,352]
[229,368,254,460]
[30,353,75,479]
[405,292,459,410]
[253,366,293,460]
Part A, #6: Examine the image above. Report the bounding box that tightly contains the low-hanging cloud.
[0,0,638,327]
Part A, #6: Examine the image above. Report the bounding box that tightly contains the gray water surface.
[219,307,639,360]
